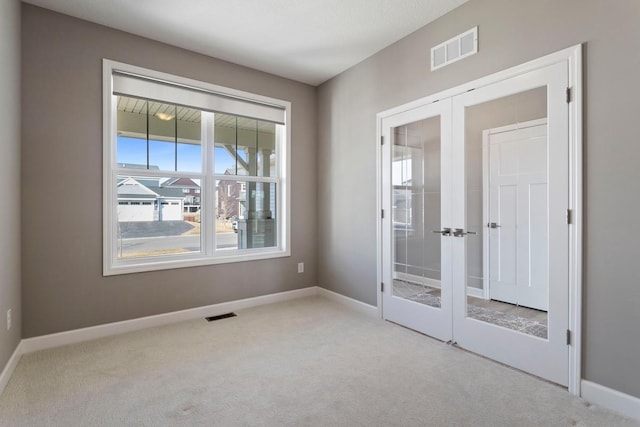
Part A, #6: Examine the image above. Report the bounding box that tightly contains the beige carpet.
[0,296,637,426]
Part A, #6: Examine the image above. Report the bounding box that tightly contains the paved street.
[119,232,239,256]
[118,221,196,238]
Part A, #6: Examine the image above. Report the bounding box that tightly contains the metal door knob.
[432,228,451,236]
[453,228,476,237]
[488,222,501,229]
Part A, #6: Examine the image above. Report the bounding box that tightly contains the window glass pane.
[236,117,257,176]
[177,107,202,172]
[148,102,177,171]
[215,178,242,250]
[257,121,277,178]
[177,142,201,173]
[116,96,202,172]
[214,113,238,174]
[214,113,278,177]
[243,182,277,248]
[215,180,276,250]
[116,175,201,259]
[117,136,147,168]
[116,97,148,167]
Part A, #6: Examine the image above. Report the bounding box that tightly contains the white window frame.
[103,59,291,276]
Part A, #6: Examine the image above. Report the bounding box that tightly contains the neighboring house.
[117,177,185,222]
[162,177,201,213]
[217,169,246,220]
[116,164,202,221]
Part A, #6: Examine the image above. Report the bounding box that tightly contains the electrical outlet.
[297,262,304,273]
[6,309,11,331]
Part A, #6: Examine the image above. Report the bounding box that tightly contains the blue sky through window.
[117,136,236,173]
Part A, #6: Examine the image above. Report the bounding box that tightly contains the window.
[103,60,290,275]
[392,155,414,231]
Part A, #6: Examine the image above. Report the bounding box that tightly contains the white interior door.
[381,99,453,342]
[452,61,569,386]
[485,120,549,311]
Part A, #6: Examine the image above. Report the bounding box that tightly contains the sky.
[117,136,236,174]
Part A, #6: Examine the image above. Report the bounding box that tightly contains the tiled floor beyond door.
[392,280,548,338]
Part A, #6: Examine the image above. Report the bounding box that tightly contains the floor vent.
[205,312,237,322]
[431,26,478,71]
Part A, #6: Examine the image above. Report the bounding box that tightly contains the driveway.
[118,221,195,238]
[118,232,239,256]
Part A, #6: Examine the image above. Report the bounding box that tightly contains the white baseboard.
[0,341,23,397]
[316,287,378,318]
[581,380,640,422]
[20,287,317,355]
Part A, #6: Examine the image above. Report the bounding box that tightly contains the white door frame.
[376,44,582,394]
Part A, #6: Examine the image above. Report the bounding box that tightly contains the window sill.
[103,248,290,276]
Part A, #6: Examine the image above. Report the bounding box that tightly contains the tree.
[217,181,239,220]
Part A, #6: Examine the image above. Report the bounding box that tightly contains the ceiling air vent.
[431,27,478,71]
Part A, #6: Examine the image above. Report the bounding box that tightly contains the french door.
[380,99,453,341]
[381,60,571,386]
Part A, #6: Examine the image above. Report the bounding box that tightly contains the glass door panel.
[451,61,569,386]
[392,117,441,308]
[382,99,452,342]
[463,86,549,338]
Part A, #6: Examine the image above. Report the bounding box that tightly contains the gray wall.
[0,0,22,372]
[21,5,317,337]
[317,0,640,398]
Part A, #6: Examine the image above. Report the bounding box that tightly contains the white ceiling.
[22,0,468,86]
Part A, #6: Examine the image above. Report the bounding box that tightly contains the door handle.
[488,222,501,229]
[432,227,451,236]
[453,228,477,237]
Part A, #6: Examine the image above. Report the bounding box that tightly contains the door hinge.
[380,136,384,145]
[566,87,571,103]
[381,209,385,219]
[567,209,573,224]
[566,329,571,345]
[381,282,385,292]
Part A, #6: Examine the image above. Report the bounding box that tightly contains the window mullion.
[203,112,215,257]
